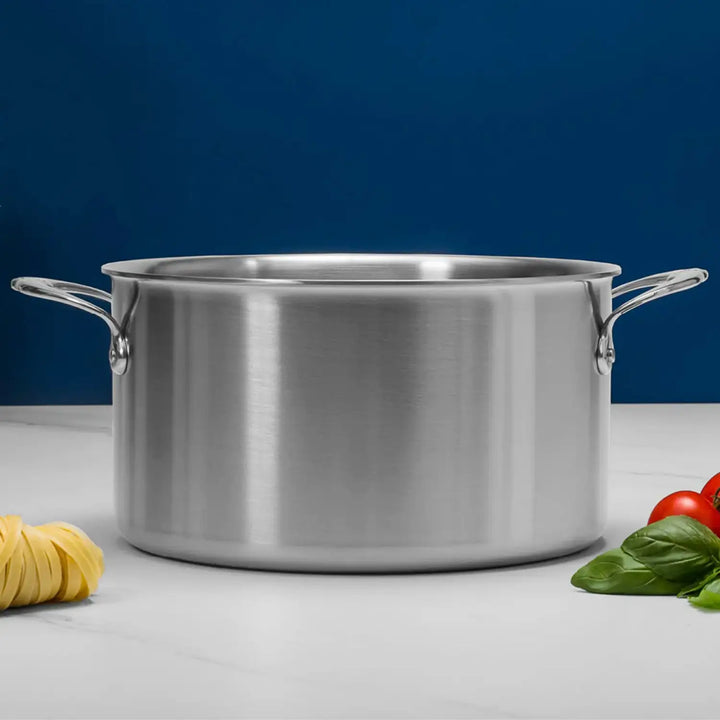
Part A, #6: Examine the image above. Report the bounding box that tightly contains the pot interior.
[102,254,621,283]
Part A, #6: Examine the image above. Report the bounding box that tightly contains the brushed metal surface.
[109,272,613,571]
[102,253,620,284]
[11,255,709,572]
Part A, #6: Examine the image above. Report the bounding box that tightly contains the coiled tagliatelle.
[0,515,104,610]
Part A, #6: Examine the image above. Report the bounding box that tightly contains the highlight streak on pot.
[505,289,537,542]
[486,292,508,542]
[486,288,537,544]
[244,293,281,545]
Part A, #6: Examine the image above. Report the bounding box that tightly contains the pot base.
[119,526,602,574]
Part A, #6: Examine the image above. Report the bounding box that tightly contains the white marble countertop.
[1,404,719,719]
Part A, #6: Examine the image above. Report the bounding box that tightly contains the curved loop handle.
[596,268,708,375]
[10,277,129,375]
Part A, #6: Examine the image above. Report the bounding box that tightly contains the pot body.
[111,275,612,571]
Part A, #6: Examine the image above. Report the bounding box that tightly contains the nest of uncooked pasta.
[0,515,104,610]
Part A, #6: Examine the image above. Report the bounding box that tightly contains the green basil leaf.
[621,516,720,584]
[571,548,684,595]
[689,579,720,610]
[678,566,720,598]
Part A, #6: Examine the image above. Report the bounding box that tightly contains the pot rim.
[102,253,622,286]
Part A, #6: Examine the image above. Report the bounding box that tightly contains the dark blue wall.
[1,1,718,404]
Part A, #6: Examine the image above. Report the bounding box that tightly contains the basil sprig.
[570,547,687,595]
[689,579,720,610]
[571,515,720,610]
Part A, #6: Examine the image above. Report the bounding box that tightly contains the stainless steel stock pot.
[11,255,708,572]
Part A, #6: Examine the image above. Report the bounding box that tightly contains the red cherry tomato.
[700,472,720,510]
[648,490,720,537]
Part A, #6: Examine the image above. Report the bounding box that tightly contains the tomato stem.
[713,489,720,511]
